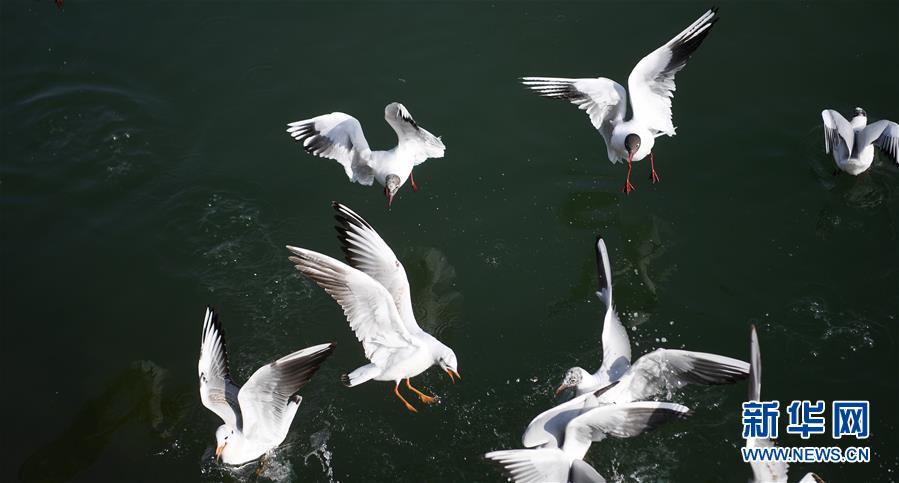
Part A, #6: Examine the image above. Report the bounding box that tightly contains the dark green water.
[2,1,898,482]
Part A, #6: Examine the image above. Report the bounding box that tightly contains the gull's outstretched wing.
[287,246,417,368]
[604,348,749,403]
[333,202,422,334]
[594,235,631,386]
[238,343,335,443]
[484,448,573,483]
[520,77,627,162]
[748,325,761,402]
[383,102,445,166]
[860,119,899,164]
[562,401,690,460]
[628,8,719,136]
[821,109,855,157]
[286,112,375,185]
[522,383,620,449]
[570,459,608,483]
[198,307,241,430]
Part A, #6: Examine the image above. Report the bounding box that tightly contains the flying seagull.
[198,307,335,465]
[821,107,898,175]
[521,8,719,193]
[286,202,460,413]
[523,235,749,449]
[746,325,824,483]
[485,399,690,483]
[286,103,445,207]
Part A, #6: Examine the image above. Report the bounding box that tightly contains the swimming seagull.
[286,202,460,413]
[485,400,690,483]
[746,325,824,483]
[521,8,719,193]
[286,103,445,207]
[523,235,749,449]
[198,307,335,465]
[821,108,898,175]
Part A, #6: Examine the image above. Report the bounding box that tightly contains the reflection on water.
[18,361,179,483]
[549,214,675,321]
[404,247,462,336]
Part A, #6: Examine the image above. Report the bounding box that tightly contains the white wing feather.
[861,119,899,164]
[286,246,417,368]
[286,112,375,185]
[520,77,627,161]
[238,343,334,443]
[821,109,855,156]
[198,307,241,430]
[332,202,422,334]
[628,8,718,136]
[384,103,445,166]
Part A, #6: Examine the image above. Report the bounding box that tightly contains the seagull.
[558,235,632,397]
[286,202,460,413]
[746,326,824,483]
[523,235,749,449]
[485,400,690,483]
[521,8,719,193]
[286,103,445,207]
[197,307,335,465]
[821,108,898,175]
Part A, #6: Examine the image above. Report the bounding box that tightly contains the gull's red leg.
[649,151,660,184]
[406,378,438,404]
[410,171,418,192]
[394,382,418,413]
[621,157,636,194]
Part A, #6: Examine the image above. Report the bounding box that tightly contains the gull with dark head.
[286,202,460,413]
[286,103,445,207]
[523,235,749,449]
[197,307,335,465]
[821,107,898,175]
[522,8,719,193]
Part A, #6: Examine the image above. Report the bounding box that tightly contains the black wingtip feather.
[665,9,719,74]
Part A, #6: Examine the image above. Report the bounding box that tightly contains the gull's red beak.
[215,443,227,460]
[445,368,461,383]
[627,151,634,163]
[554,383,568,396]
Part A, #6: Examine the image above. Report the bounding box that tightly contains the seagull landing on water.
[746,326,824,483]
[286,103,445,207]
[822,108,898,175]
[521,235,749,450]
[521,8,719,194]
[286,203,460,413]
[197,307,335,465]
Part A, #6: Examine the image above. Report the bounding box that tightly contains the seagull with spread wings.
[485,399,690,483]
[286,202,460,413]
[197,307,335,465]
[286,103,445,207]
[821,107,898,175]
[521,8,719,193]
[522,235,748,449]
